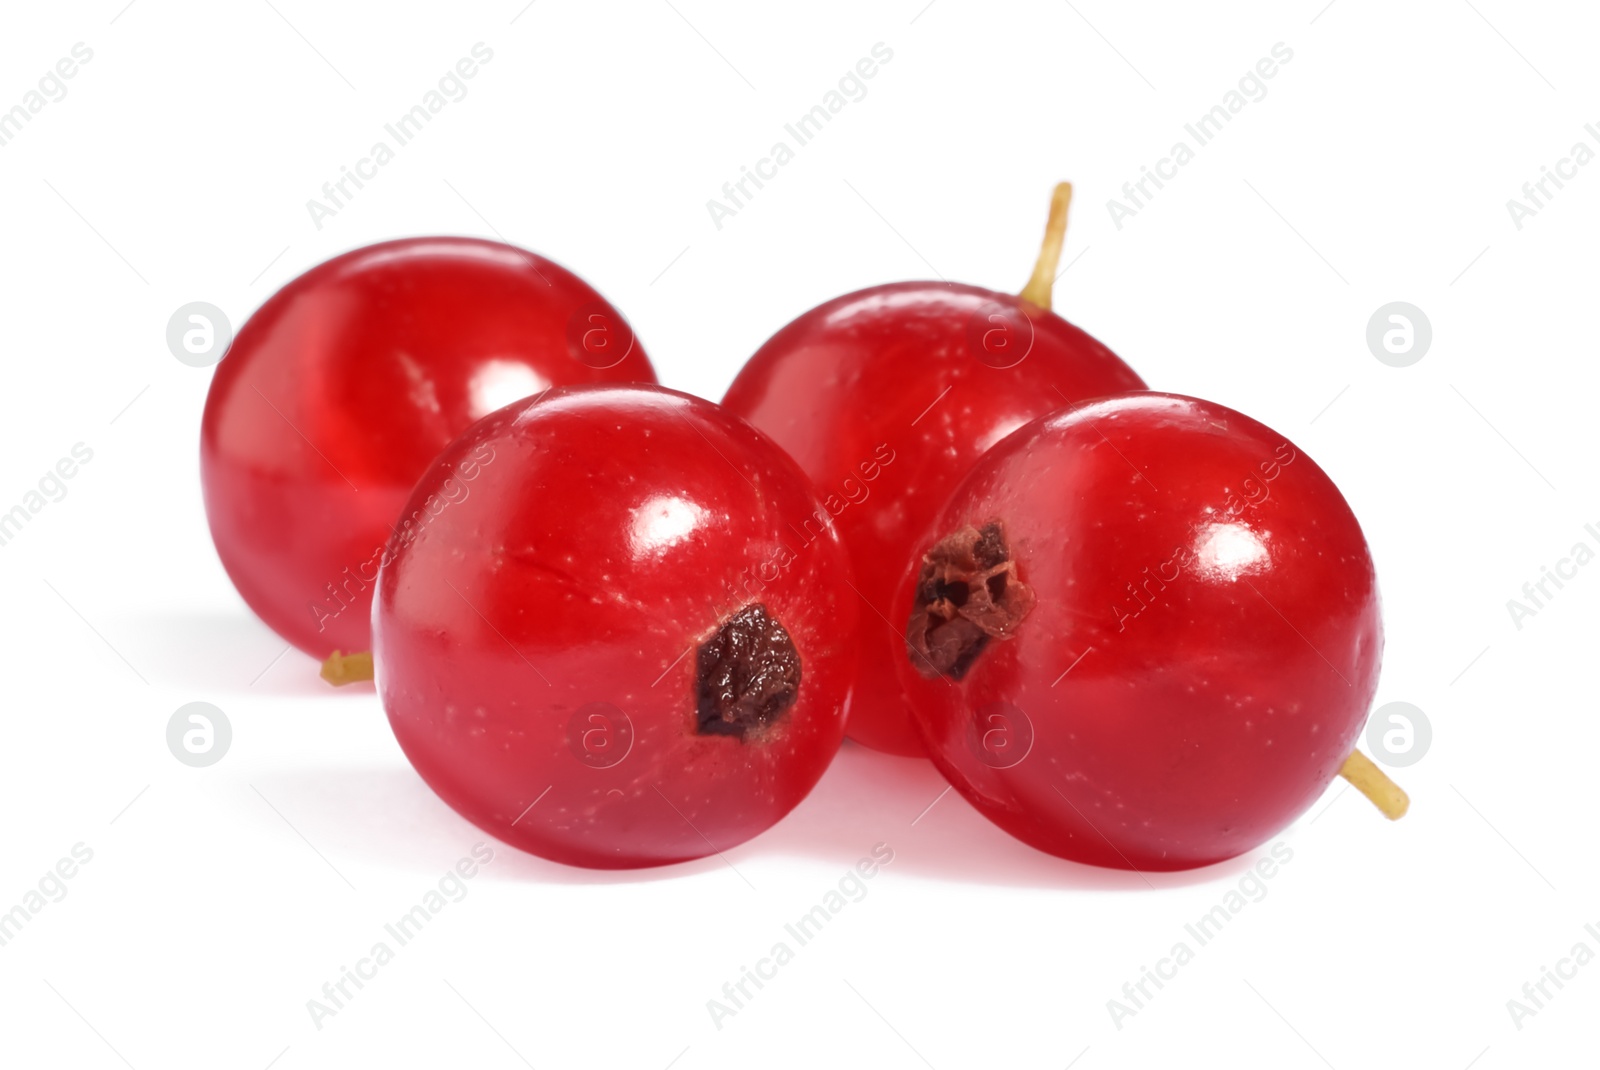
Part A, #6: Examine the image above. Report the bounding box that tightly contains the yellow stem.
[1338,749,1409,820]
[321,650,374,686]
[1018,182,1073,310]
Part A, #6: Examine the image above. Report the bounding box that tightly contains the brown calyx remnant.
[906,521,1035,680]
[695,603,802,740]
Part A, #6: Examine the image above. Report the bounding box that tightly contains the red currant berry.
[201,237,654,660]
[373,383,858,869]
[895,392,1406,871]
[723,184,1145,756]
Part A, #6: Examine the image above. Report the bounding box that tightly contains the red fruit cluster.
[201,185,1405,873]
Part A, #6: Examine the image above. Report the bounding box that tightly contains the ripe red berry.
[723,184,1145,756]
[201,237,654,660]
[373,383,858,869]
[894,392,1405,871]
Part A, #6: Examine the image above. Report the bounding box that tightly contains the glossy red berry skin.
[373,384,857,869]
[722,281,1145,756]
[895,393,1382,871]
[201,237,654,659]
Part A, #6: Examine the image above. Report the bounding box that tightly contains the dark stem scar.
[695,603,801,740]
[906,520,1034,680]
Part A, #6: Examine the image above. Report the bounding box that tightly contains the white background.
[1,1,1595,1067]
